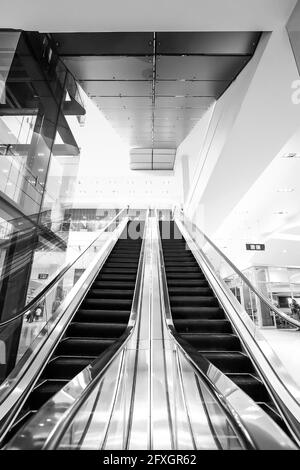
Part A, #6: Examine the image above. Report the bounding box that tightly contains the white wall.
[181,28,300,239]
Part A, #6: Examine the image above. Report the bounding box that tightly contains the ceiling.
[52,32,261,169]
[0,0,296,32]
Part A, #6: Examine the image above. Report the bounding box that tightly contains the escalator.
[159,220,286,431]
[8,220,144,436]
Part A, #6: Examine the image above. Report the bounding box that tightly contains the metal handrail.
[156,214,297,450]
[180,215,300,329]
[0,209,126,328]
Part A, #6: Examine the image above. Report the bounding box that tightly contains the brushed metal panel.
[156,80,228,98]
[82,80,152,97]
[63,56,153,80]
[156,32,260,55]
[156,55,249,80]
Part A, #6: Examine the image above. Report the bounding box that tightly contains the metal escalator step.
[227,374,271,403]
[171,306,225,319]
[167,279,209,287]
[99,273,137,281]
[181,333,242,351]
[170,296,219,307]
[88,288,134,299]
[104,262,138,268]
[167,273,205,280]
[104,257,139,264]
[202,352,255,373]
[168,287,212,296]
[42,356,95,379]
[101,267,137,274]
[174,319,232,334]
[91,281,135,289]
[164,261,198,267]
[56,337,115,356]
[166,266,201,273]
[163,253,193,258]
[67,322,127,338]
[75,309,130,323]
[26,380,68,409]
[82,298,132,309]
[109,252,140,258]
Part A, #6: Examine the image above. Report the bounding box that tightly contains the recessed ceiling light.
[38,168,44,172]
[277,188,295,193]
[283,249,288,253]
[2,169,8,173]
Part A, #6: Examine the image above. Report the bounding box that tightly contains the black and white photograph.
[0,0,299,458]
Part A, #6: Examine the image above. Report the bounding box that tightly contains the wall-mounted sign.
[38,273,49,280]
[246,244,265,252]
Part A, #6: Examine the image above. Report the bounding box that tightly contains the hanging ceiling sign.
[246,244,265,251]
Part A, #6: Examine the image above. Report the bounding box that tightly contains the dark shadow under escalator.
[6,220,144,439]
[159,221,288,434]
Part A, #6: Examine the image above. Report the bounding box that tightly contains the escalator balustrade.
[9,221,144,433]
[159,221,285,430]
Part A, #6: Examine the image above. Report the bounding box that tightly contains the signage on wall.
[38,273,49,280]
[246,244,265,252]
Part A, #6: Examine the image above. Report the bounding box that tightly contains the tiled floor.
[260,328,300,387]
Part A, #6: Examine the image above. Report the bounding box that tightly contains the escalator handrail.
[176,216,300,445]
[178,214,300,329]
[0,208,126,328]
[38,213,149,449]
[156,214,297,450]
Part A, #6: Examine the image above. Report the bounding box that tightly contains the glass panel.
[177,213,300,396]
[0,211,126,382]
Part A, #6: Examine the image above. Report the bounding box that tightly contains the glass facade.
[0,31,86,376]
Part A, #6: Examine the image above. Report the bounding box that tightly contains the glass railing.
[0,209,127,383]
[174,213,300,442]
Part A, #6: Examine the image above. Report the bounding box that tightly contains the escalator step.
[167,273,206,280]
[202,352,255,373]
[88,288,134,299]
[174,319,232,334]
[104,262,138,268]
[170,296,219,307]
[166,267,201,273]
[82,298,132,310]
[26,380,68,409]
[67,322,127,338]
[92,281,135,289]
[172,306,225,319]
[42,356,95,379]
[75,309,130,323]
[164,253,193,258]
[167,279,209,288]
[99,274,137,281]
[109,252,140,258]
[168,287,212,296]
[181,333,242,351]
[56,338,115,356]
[101,267,137,274]
[227,374,271,403]
[103,257,139,264]
[164,261,198,267]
